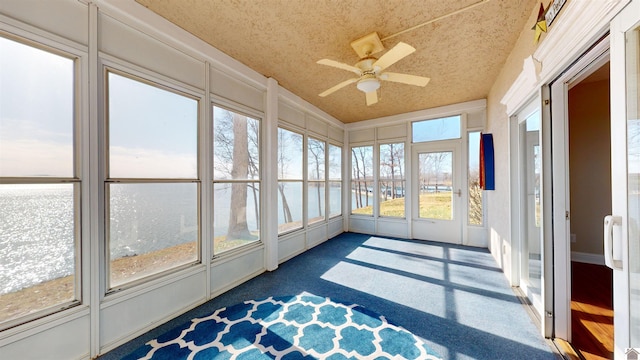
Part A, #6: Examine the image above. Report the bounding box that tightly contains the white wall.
[568,79,612,258]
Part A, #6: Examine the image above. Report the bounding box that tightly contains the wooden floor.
[571,261,614,360]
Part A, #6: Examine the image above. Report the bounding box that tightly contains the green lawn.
[380,197,405,217]
[352,192,453,219]
[418,192,452,220]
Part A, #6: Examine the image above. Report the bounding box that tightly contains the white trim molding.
[500,56,541,115]
[345,99,486,131]
[533,0,629,82]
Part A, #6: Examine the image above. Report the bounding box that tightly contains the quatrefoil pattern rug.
[125,294,443,359]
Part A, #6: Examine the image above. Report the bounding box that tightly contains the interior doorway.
[567,61,613,360]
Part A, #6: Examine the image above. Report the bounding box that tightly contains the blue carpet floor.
[99,232,560,360]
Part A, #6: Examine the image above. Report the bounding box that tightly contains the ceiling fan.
[317,32,430,106]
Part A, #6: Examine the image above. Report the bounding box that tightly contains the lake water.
[0,184,199,295]
[0,183,361,295]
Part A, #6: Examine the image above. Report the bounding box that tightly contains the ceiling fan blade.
[317,59,361,75]
[381,72,430,87]
[373,42,415,71]
[319,78,358,97]
[366,91,378,106]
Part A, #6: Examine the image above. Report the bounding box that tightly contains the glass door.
[513,98,544,319]
[521,111,542,314]
[412,141,462,244]
[608,2,640,357]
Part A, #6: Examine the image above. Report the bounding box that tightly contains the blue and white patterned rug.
[124,294,443,359]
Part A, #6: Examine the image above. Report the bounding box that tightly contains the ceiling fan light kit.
[356,77,380,93]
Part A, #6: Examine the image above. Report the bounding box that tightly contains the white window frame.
[350,143,375,217]
[276,125,304,235]
[211,101,263,258]
[307,135,326,225]
[104,66,202,293]
[0,32,83,329]
[327,141,342,219]
[378,141,406,219]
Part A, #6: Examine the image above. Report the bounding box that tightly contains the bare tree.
[277,129,293,223]
[469,168,483,225]
[380,143,404,200]
[422,152,450,192]
[351,147,371,208]
[308,139,325,218]
[392,144,405,197]
[214,110,259,241]
[247,119,260,229]
[226,113,252,240]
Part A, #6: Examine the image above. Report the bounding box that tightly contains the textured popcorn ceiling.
[136,0,536,123]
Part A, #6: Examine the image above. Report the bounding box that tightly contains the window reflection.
[213,106,260,253]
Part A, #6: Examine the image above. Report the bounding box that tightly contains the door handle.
[603,215,623,270]
[454,189,461,197]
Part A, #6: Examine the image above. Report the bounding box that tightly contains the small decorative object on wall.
[545,0,567,26]
[532,3,548,44]
[480,133,495,190]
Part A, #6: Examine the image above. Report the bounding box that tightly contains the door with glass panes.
[607,2,640,357]
[412,141,462,244]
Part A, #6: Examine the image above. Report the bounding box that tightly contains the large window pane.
[278,181,303,233]
[213,106,261,254]
[329,181,342,218]
[0,184,76,324]
[213,107,260,181]
[1,35,79,328]
[108,183,198,288]
[351,146,373,215]
[412,115,461,143]
[278,128,303,179]
[308,138,325,181]
[213,182,260,253]
[0,37,74,177]
[418,151,453,220]
[308,138,325,224]
[108,72,197,179]
[379,143,405,217]
[468,132,483,225]
[328,144,342,180]
[107,72,199,289]
[278,128,303,233]
[308,182,325,224]
[328,144,342,218]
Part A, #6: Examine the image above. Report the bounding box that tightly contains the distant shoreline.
[0,242,196,323]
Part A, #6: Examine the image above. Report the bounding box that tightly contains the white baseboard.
[571,251,605,265]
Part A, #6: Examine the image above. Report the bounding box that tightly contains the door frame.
[411,139,463,244]
[548,35,610,342]
[510,94,549,334]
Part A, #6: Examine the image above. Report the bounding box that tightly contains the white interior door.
[608,1,640,357]
[412,141,462,244]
